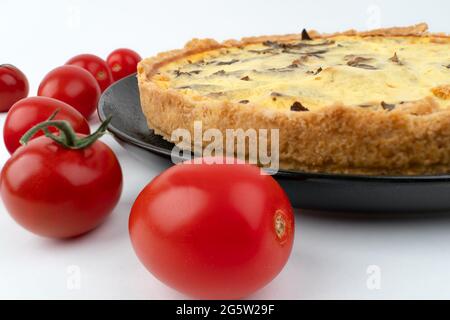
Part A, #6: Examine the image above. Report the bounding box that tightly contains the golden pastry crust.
[137,24,450,175]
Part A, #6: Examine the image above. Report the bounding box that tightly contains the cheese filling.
[153,35,450,111]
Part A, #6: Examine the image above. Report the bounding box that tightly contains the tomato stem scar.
[274,210,287,240]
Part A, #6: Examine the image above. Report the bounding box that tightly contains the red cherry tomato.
[66,54,114,93]
[0,64,29,112]
[129,159,295,299]
[107,48,142,81]
[3,96,90,154]
[38,65,101,119]
[1,121,123,239]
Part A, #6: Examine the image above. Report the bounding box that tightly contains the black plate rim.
[98,74,450,183]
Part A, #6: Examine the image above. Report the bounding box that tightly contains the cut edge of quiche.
[137,23,450,175]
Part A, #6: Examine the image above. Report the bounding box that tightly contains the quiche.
[137,23,450,175]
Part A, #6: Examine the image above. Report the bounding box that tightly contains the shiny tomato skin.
[1,136,123,238]
[3,96,90,154]
[129,160,295,299]
[37,65,101,119]
[66,54,114,93]
[0,64,29,112]
[106,48,142,81]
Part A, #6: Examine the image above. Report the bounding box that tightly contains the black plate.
[98,75,450,213]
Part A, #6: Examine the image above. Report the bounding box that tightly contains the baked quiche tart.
[137,23,450,175]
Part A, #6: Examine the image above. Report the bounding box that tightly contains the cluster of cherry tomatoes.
[0,48,141,237]
[0,49,141,115]
[0,50,295,299]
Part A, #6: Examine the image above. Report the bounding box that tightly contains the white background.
[1,0,450,299]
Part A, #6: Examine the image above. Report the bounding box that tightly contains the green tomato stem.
[20,113,112,150]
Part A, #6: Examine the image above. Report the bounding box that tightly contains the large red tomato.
[66,54,114,92]
[3,96,90,154]
[0,64,29,112]
[37,65,101,119]
[1,119,122,238]
[129,159,295,299]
